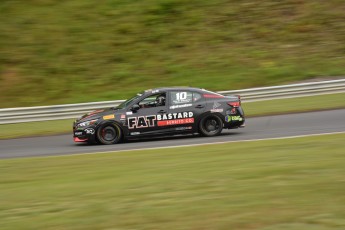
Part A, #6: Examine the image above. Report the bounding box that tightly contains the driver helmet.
[156,95,166,106]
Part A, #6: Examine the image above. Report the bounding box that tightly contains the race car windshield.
[115,92,143,109]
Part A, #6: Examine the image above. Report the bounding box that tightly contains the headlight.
[77,119,98,127]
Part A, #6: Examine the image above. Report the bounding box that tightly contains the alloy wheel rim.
[102,127,116,141]
[205,119,219,132]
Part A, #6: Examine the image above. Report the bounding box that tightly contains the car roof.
[147,87,206,93]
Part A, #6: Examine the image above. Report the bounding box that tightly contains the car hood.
[78,107,124,122]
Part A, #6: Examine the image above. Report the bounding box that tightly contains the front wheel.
[96,124,122,145]
[199,115,223,137]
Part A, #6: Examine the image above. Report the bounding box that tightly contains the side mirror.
[131,104,140,112]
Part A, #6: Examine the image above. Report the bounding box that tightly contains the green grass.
[1,93,344,139]
[1,133,345,229]
[1,0,344,108]
[0,119,75,139]
[242,93,345,117]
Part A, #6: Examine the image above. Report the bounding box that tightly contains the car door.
[166,90,206,131]
[126,92,170,136]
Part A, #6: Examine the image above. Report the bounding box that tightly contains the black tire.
[96,124,122,145]
[199,115,223,137]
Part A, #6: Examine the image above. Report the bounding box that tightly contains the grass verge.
[1,93,344,139]
[1,133,345,229]
[0,119,75,139]
[242,92,345,117]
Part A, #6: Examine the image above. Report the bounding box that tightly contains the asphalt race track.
[1,109,345,159]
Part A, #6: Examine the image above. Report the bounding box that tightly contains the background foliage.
[1,0,344,107]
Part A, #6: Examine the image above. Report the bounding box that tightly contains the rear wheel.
[199,115,223,137]
[97,124,122,145]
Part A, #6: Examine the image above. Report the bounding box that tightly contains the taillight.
[227,101,240,107]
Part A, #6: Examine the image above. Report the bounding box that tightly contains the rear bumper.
[223,115,245,129]
[223,106,245,129]
[224,120,245,129]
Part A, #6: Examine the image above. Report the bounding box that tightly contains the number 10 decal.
[176,92,187,101]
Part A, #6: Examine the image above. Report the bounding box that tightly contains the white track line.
[46,131,345,158]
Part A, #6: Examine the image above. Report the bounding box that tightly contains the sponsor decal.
[158,118,194,126]
[211,102,223,112]
[145,89,152,92]
[225,115,243,122]
[130,132,140,135]
[85,128,95,134]
[126,111,133,115]
[74,131,83,136]
[175,126,193,131]
[103,114,115,120]
[127,112,194,129]
[211,109,224,113]
[169,104,192,110]
[120,114,126,120]
[225,115,231,122]
[157,112,193,121]
[128,115,156,129]
[213,101,221,109]
[231,116,243,121]
[173,92,192,104]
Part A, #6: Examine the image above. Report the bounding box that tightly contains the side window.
[193,92,202,102]
[170,91,193,105]
[138,93,166,108]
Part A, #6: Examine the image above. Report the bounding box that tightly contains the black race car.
[73,87,245,144]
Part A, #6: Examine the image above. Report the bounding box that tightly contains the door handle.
[195,105,204,108]
[158,110,166,114]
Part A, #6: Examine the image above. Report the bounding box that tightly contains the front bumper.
[74,136,88,142]
[73,126,97,143]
